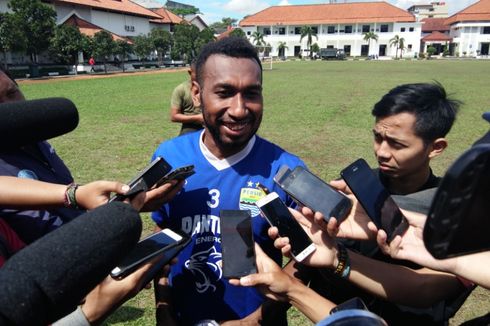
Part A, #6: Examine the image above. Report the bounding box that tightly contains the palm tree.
[277,41,288,58]
[299,26,318,59]
[251,31,264,47]
[390,34,405,59]
[398,37,406,59]
[363,31,378,56]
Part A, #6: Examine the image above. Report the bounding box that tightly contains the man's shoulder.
[254,136,303,164]
[154,132,200,154]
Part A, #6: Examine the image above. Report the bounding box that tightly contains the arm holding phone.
[272,207,465,308]
[377,210,490,290]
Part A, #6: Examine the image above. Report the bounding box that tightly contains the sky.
[153,0,480,24]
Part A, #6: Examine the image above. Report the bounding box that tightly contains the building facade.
[446,0,490,56]
[239,2,422,58]
[407,2,448,19]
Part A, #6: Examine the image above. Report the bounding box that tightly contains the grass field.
[19,60,490,325]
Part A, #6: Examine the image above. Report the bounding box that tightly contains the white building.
[239,2,422,58]
[407,2,448,20]
[446,0,490,56]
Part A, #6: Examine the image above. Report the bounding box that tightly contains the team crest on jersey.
[239,181,266,216]
[184,246,222,293]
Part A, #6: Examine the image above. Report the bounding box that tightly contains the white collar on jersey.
[199,130,256,171]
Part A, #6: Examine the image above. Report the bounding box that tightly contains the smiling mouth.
[222,120,250,132]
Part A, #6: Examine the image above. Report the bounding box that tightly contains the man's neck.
[387,167,432,195]
[202,131,247,160]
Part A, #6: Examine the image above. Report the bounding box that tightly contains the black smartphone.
[110,157,172,202]
[274,165,352,223]
[424,144,490,259]
[110,228,189,279]
[220,210,257,278]
[340,158,408,242]
[155,165,195,187]
[255,192,316,262]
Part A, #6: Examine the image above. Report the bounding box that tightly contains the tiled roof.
[239,2,416,26]
[421,18,449,32]
[63,14,132,43]
[446,0,490,25]
[150,7,183,24]
[421,31,452,41]
[52,0,161,19]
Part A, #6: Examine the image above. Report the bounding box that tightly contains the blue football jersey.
[152,131,305,324]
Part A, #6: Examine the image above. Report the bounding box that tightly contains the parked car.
[320,48,346,60]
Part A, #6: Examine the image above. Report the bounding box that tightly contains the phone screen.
[257,193,315,262]
[341,159,407,241]
[111,229,183,278]
[220,210,256,278]
[110,157,172,202]
[276,166,352,222]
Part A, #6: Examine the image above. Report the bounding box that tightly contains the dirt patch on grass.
[18,67,188,85]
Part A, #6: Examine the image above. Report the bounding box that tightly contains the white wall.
[450,22,490,56]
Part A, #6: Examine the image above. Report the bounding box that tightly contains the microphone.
[0,202,142,325]
[0,97,79,150]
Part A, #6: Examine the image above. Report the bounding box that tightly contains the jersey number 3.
[207,189,220,208]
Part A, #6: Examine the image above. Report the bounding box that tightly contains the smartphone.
[255,192,316,262]
[274,165,352,223]
[110,228,189,279]
[424,144,490,259]
[220,210,257,278]
[155,165,195,187]
[110,157,172,202]
[340,158,408,242]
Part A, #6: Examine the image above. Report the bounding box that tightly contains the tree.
[311,43,320,58]
[398,37,406,59]
[172,22,200,62]
[251,31,264,47]
[150,29,173,65]
[299,26,318,59]
[171,7,199,17]
[277,41,288,58]
[229,28,246,39]
[195,27,216,55]
[133,34,152,60]
[389,34,404,59]
[114,39,133,72]
[363,31,378,56]
[210,17,237,33]
[8,0,56,63]
[49,25,84,65]
[0,12,26,68]
[92,31,115,73]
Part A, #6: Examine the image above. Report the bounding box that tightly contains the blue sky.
[154,0,480,24]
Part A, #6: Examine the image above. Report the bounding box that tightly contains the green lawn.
[19,60,490,325]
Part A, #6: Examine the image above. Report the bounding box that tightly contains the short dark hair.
[195,36,262,86]
[372,82,460,143]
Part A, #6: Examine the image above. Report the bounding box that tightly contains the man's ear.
[191,81,201,107]
[428,138,448,159]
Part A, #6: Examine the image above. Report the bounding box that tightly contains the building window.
[247,31,251,35]
[345,25,352,34]
[409,27,414,32]
[344,45,351,56]
[380,24,388,32]
[295,27,301,34]
[312,26,318,34]
[263,27,271,35]
[408,44,412,50]
[401,27,406,32]
[279,27,285,35]
[483,26,490,34]
[362,25,370,33]
[327,26,335,34]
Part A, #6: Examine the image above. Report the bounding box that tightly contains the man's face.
[0,72,25,103]
[373,112,431,179]
[194,55,263,156]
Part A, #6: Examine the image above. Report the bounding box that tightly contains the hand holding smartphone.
[110,228,190,279]
[220,210,257,278]
[255,192,316,262]
[274,165,352,222]
[340,158,408,242]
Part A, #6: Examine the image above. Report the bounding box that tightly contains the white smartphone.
[110,228,188,279]
[255,192,316,262]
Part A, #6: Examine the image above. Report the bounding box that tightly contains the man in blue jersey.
[152,37,305,325]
